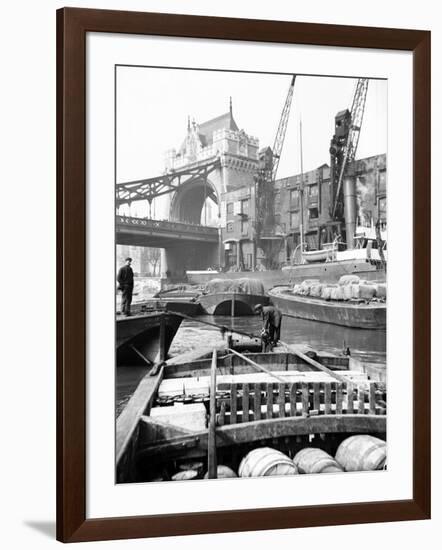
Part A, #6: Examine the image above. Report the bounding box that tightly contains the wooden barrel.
[293,447,343,474]
[239,447,298,477]
[335,435,386,471]
[178,461,204,476]
[204,465,238,479]
[171,470,199,481]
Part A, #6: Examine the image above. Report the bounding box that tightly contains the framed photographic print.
[57,7,431,542]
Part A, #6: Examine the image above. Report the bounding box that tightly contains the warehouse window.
[241,199,249,215]
[309,184,318,197]
[290,189,300,208]
[226,202,234,216]
[226,222,234,232]
[309,207,319,219]
[273,191,281,211]
[379,170,387,194]
[290,211,299,228]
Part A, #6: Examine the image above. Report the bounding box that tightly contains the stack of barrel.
[169,435,386,481]
[238,435,386,478]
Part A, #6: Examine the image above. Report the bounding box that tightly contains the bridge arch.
[170,178,219,225]
[212,299,255,316]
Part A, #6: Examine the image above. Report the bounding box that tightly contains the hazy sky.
[116,66,387,218]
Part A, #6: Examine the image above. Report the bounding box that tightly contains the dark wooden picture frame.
[57,7,431,542]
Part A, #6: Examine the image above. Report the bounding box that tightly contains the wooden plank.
[242,384,250,422]
[278,383,286,418]
[165,345,221,366]
[226,348,288,383]
[358,386,365,414]
[158,314,166,362]
[313,382,320,413]
[129,344,153,366]
[254,383,262,421]
[138,416,195,446]
[369,382,376,415]
[324,382,332,415]
[230,383,237,424]
[347,384,354,414]
[289,383,297,416]
[116,366,164,466]
[218,400,226,426]
[302,382,309,416]
[137,415,387,461]
[281,343,356,385]
[266,383,273,419]
[207,349,217,479]
[336,383,343,415]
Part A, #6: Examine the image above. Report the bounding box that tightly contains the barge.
[198,291,269,316]
[268,285,386,330]
[133,299,202,317]
[116,345,386,483]
[198,277,269,316]
[116,311,183,366]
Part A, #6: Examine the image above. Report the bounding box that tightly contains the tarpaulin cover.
[339,275,361,286]
[309,284,324,298]
[321,286,332,300]
[330,286,345,301]
[375,283,387,299]
[292,278,384,302]
[204,278,265,295]
[236,278,265,295]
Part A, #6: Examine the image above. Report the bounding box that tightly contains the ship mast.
[299,118,305,257]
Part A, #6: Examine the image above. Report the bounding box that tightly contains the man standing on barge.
[117,257,134,316]
[254,304,282,352]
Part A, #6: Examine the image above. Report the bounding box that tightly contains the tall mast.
[299,118,305,256]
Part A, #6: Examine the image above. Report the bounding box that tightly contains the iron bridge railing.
[116,216,219,236]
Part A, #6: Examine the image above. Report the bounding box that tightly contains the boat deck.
[116,347,386,481]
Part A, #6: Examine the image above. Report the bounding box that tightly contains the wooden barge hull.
[133,299,202,316]
[116,312,183,365]
[198,292,269,315]
[116,348,386,482]
[269,287,386,330]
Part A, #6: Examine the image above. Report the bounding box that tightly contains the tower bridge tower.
[161,102,260,275]
[164,102,259,225]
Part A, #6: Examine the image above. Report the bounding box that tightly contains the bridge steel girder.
[115,216,219,248]
[116,158,221,206]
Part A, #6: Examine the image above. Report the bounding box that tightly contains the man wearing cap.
[117,257,134,316]
[254,304,282,351]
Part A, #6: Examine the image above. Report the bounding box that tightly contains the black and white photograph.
[115,66,387,483]
[0,0,436,545]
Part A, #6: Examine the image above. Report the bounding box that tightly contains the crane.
[330,78,369,220]
[271,75,297,182]
[255,75,296,250]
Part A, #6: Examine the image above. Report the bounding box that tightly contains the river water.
[116,314,386,415]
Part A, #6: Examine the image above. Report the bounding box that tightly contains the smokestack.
[343,175,357,249]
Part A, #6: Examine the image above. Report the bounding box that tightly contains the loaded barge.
[116,344,386,483]
[269,285,386,330]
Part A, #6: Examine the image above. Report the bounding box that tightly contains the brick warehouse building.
[161,105,386,272]
[221,153,386,270]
